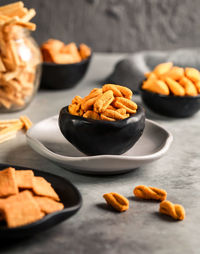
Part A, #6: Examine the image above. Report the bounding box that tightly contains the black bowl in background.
[40,55,92,90]
[59,105,145,156]
[140,87,200,118]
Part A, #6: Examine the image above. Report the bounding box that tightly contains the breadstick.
[0,131,16,144]
[0,14,10,22]
[20,115,32,130]
[20,9,36,22]
[15,21,36,31]
[0,121,24,135]
[0,119,21,126]
[0,56,6,72]
[0,3,26,19]
[0,97,11,109]
[2,69,21,81]
[0,2,24,13]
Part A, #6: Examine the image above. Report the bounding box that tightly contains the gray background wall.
[1,0,200,52]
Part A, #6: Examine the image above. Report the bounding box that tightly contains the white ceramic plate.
[26,116,173,174]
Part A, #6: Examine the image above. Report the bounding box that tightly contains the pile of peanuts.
[68,84,138,121]
[142,62,200,96]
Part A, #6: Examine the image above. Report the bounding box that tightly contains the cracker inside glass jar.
[0,2,42,112]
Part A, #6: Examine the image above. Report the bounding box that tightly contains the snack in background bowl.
[140,63,200,117]
[41,40,91,64]
[59,84,145,156]
[40,39,92,89]
[0,1,42,113]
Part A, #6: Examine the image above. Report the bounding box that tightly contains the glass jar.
[0,27,42,112]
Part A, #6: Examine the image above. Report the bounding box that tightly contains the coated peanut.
[103,192,129,212]
[133,185,167,201]
[159,200,185,220]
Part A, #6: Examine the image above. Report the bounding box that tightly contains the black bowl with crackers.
[40,40,92,90]
[0,164,82,238]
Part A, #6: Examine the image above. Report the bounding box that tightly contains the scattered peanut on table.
[103,185,185,221]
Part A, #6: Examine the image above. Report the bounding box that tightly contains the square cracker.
[34,196,64,214]
[0,190,33,209]
[1,190,44,228]
[32,177,60,201]
[0,167,18,198]
[15,170,34,189]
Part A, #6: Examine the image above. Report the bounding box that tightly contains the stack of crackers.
[0,115,32,144]
[0,1,41,110]
[41,39,91,64]
[0,167,64,228]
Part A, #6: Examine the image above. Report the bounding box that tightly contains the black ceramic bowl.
[59,105,145,156]
[140,86,200,118]
[40,55,92,90]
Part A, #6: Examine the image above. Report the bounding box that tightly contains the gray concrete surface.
[0,53,199,254]
[1,0,200,52]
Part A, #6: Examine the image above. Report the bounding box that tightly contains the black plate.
[0,163,82,238]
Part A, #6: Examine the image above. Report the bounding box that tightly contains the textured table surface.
[0,54,199,254]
